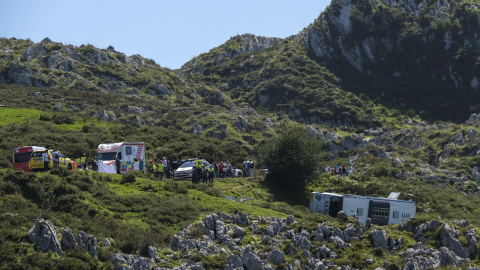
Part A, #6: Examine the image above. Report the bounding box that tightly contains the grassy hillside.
[2,167,480,269]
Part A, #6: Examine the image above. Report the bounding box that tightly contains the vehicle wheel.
[68,163,72,170]
[238,172,243,177]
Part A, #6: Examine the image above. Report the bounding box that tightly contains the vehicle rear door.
[29,152,43,169]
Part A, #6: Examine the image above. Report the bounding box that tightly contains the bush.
[260,127,323,193]
[120,172,136,184]
[52,114,74,125]
[164,180,188,194]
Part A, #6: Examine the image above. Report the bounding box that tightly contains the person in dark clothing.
[201,165,209,184]
[208,166,214,185]
[115,157,121,174]
[92,158,98,171]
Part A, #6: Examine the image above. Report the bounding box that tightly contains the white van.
[96,142,146,174]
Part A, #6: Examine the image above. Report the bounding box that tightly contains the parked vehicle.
[13,146,46,172]
[96,142,146,174]
[174,159,210,180]
[29,149,75,171]
[230,166,243,177]
[309,191,416,225]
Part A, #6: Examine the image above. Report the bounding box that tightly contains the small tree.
[260,127,322,195]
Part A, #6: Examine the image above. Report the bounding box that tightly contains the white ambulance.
[96,142,146,174]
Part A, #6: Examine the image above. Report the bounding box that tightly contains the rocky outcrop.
[27,214,479,269]
[28,218,63,256]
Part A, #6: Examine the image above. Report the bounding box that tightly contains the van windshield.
[97,152,117,161]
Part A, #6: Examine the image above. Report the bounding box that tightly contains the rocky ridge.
[28,212,480,270]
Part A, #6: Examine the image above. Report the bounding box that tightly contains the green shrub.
[164,180,188,194]
[260,127,322,195]
[120,172,136,184]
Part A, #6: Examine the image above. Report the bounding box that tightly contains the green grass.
[0,107,46,124]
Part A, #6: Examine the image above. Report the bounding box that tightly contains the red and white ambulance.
[96,142,146,174]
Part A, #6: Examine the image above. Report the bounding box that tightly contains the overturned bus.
[309,192,416,225]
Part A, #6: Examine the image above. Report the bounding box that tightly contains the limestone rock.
[28,218,63,256]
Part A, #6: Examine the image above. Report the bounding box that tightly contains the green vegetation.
[260,127,323,203]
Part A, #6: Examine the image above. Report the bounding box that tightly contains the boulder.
[232,226,246,238]
[242,247,262,270]
[61,228,77,249]
[28,218,63,256]
[442,223,468,258]
[225,254,243,270]
[371,229,389,250]
[267,249,285,265]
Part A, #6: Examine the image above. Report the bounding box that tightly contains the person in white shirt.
[133,159,140,170]
[42,150,50,172]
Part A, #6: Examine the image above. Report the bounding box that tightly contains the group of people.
[325,164,349,176]
[243,158,255,177]
[147,157,170,179]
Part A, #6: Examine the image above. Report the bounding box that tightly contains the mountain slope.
[303,0,480,120]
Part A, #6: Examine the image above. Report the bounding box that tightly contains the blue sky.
[0,0,330,69]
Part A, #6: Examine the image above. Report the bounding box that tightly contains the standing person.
[42,150,50,172]
[162,157,168,178]
[133,158,139,170]
[91,157,98,171]
[194,158,202,183]
[115,157,121,174]
[208,165,215,185]
[157,160,165,180]
[75,157,81,169]
[202,165,208,184]
[139,158,144,172]
[214,162,219,178]
[152,161,158,178]
[52,149,59,169]
[342,165,348,177]
[81,153,87,170]
[226,161,232,178]
[218,161,225,178]
[148,160,153,174]
[249,160,255,177]
[243,158,250,177]
[335,164,340,175]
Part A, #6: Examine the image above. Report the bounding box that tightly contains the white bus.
[309,192,416,225]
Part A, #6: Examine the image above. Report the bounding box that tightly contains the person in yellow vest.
[81,153,87,170]
[194,158,202,184]
[75,157,81,169]
[157,160,165,180]
[152,162,158,178]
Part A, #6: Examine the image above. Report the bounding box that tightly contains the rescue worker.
[243,158,250,177]
[75,157,81,169]
[208,165,215,185]
[157,160,165,180]
[194,158,202,183]
[152,161,158,178]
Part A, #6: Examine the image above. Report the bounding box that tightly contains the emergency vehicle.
[13,146,46,172]
[96,142,146,174]
[309,191,416,225]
